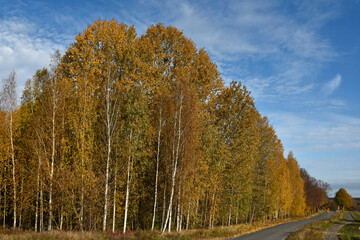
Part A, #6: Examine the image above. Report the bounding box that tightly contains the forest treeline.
[0,20,329,233]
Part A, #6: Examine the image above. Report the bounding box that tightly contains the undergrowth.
[0,214,320,240]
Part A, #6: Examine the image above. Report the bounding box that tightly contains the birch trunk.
[10,108,16,229]
[179,205,183,232]
[227,204,232,226]
[80,158,84,231]
[186,200,191,230]
[112,169,118,233]
[2,72,17,229]
[162,96,183,233]
[40,179,43,232]
[123,131,133,234]
[60,204,63,230]
[48,76,57,231]
[176,185,181,232]
[80,79,88,231]
[3,184,6,229]
[34,130,45,231]
[102,119,111,231]
[35,193,38,231]
[152,107,162,231]
[161,182,167,230]
[19,178,23,229]
[204,192,208,227]
[209,192,215,228]
[235,202,239,225]
[35,153,41,231]
[102,75,112,232]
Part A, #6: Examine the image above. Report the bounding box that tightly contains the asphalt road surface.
[229,211,334,240]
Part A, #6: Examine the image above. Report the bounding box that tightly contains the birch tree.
[47,51,63,231]
[214,81,260,225]
[287,152,306,217]
[1,72,18,229]
[61,19,137,231]
[0,110,10,229]
[0,20,328,231]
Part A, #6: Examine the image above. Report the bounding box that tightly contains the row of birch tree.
[0,20,329,232]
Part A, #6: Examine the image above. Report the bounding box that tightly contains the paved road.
[229,211,334,240]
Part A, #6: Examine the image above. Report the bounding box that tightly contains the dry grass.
[338,211,360,240]
[0,213,322,240]
[286,210,346,240]
[0,230,106,240]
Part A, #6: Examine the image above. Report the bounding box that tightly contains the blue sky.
[1,0,359,197]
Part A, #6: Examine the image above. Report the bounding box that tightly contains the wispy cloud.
[0,17,70,94]
[0,0,341,104]
[268,111,360,154]
[0,0,358,196]
[144,0,339,105]
[265,110,360,194]
[322,74,342,95]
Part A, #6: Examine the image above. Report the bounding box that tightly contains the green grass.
[286,210,346,240]
[338,211,360,240]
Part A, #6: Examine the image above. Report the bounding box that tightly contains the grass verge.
[286,210,346,240]
[338,211,360,240]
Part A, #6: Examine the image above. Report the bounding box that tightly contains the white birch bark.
[2,72,17,229]
[209,192,215,228]
[10,108,16,229]
[80,158,84,230]
[112,169,118,233]
[80,78,88,231]
[102,82,111,232]
[179,205,183,232]
[123,131,133,234]
[176,185,181,232]
[36,131,45,233]
[161,182,167,230]
[34,126,45,231]
[40,179,43,232]
[35,158,39,231]
[48,75,57,231]
[60,204,63,230]
[162,95,183,233]
[186,199,191,230]
[152,107,162,231]
[102,70,120,232]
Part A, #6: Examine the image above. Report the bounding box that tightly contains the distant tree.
[334,188,354,210]
[287,152,306,217]
[300,168,329,213]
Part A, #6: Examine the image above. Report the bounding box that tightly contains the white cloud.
[322,74,342,95]
[266,111,360,154]
[0,18,68,96]
[0,0,357,196]
[1,0,339,105]
[144,0,338,104]
[265,110,360,193]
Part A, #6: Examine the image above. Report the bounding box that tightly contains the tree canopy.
[334,188,354,210]
[0,19,329,232]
